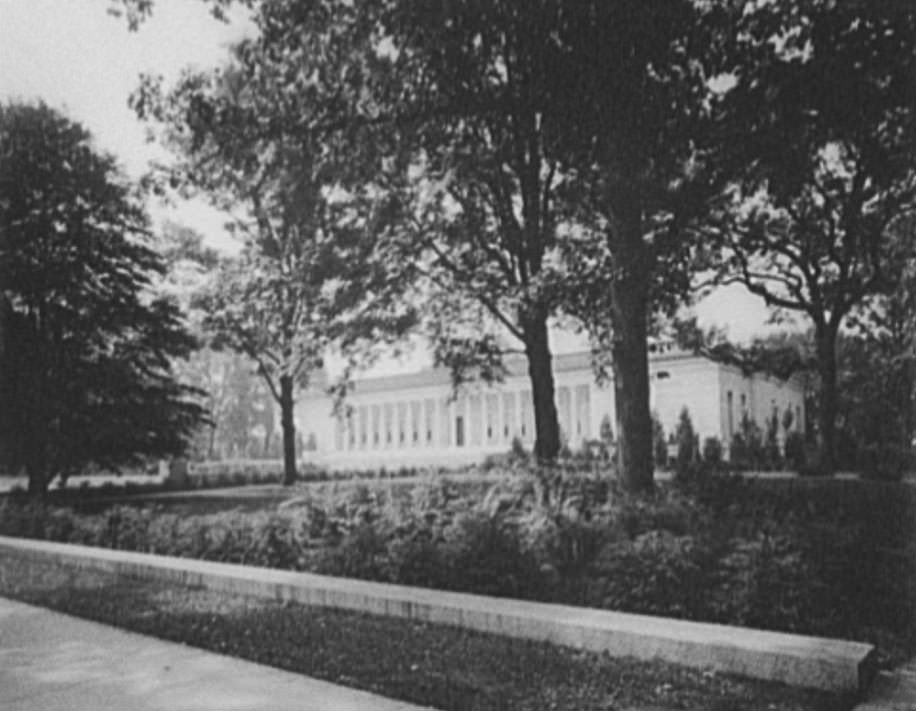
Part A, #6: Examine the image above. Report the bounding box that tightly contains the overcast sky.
[0,0,251,250]
[0,0,785,356]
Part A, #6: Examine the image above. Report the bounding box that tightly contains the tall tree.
[195,251,320,481]
[375,2,573,461]
[0,102,206,495]
[543,1,733,490]
[121,0,734,488]
[134,44,413,484]
[295,0,724,472]
[711,0,916,473]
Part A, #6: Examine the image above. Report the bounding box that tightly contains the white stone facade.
[296,349,805,470]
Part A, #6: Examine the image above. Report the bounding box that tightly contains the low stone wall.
[0,535,876,693]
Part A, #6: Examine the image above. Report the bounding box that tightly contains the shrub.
[616,488,700,539]
[445,511,543,599]
[504,436,525,463]
[316,521,392,581]
[765,412,783,470]
[702,437,723,468]
[599,414,614,446]
[728,433,748,470]
[674,407,699,481]
[783,431,806,471]
[4,468,916,661]
[859,443,911,482]
[385,526,449,588]
[590,531,711,618]
[796,442,829,477]
[714,532,810,630]
[731,414,766,471]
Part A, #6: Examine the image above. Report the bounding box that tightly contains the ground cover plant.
[1,468,914,666]
[0,555,850,711]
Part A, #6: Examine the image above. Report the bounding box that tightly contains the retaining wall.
[0,535,875,693]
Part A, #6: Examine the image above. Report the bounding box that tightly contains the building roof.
[341,347,700,397]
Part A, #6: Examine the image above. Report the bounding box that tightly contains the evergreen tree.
[0,102,206,495]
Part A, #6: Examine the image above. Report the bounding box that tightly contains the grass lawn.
[0,555,852,711]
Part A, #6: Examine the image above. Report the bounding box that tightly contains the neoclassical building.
[296,347,805,470]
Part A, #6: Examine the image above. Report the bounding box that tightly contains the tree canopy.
[0,101,206,494]
[111,0,916,482]
[133,31,415,484]
[709,0,916,472]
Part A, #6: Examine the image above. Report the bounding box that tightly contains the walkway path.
[0,597,431,711]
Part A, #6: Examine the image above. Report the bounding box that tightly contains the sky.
[0,0,251,251]
[0,0,789,371]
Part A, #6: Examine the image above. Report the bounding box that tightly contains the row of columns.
[333,383,594,453]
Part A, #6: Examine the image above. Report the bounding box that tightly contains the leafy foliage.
[709,1,916,472]
[0,102,206,494]
[133,31,415,483]
[702,438,724,469]
[784,431,806,472]
[5,470,916,663]
[674,408,699,482]
[113,0,916,488]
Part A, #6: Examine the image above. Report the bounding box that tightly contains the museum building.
[296,346,805,470]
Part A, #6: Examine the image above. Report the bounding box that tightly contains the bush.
[714,532,810,630]
[445,511,543,598]
[859,443,911,482]
[589,531,711,618]
[728,433,748,470]
[702,437,723,468]
[317,521,393,581]
[674,407,700,482]
[764,413,783,470]
[730,415,766,471]
[4,468,916,662]
[783,431,806,471]
[385,527,449,588]
[510,436,528,463]
[794,442,829,477]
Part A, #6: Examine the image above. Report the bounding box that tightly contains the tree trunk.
[279,375,297,486]
[608,191,654,493]
[815,325,839,475]
[522,306,561,462]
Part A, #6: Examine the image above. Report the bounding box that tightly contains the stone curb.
[0,535,876,694]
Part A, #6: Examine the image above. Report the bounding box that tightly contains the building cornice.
[329,348,703,397]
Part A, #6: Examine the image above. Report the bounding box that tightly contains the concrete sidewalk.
[0,597,431,711]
